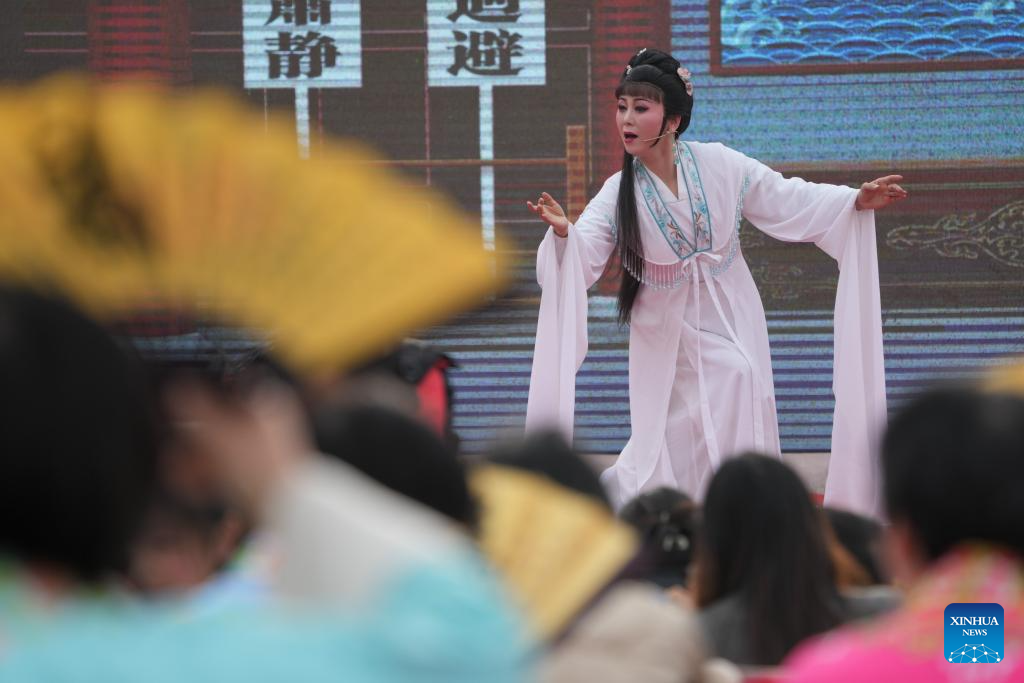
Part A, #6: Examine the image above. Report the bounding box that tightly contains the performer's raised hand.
[526,191,570,237]
[855,175,908,211]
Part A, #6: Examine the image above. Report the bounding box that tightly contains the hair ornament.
[662,531,691,553]
[625,48,648,75]
[677,67,694,97]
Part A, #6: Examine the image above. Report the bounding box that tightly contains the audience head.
[696,453,842,665]
[314,402,478,530]
[824,507,887,586]
[882,385,1024,578]
[336,340,458,447]
[619,487,698,588]
[0,286,159,584]
[487,431,610,510]
[150,347,318,515]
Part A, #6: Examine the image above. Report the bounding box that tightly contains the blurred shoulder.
[783,624,898,683]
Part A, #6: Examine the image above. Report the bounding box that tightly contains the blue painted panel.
[670,1,1024,162]
[718,1,1024,67]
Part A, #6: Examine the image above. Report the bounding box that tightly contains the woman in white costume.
[525,48,906,515]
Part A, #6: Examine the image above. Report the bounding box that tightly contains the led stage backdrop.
[2,1,1022,454]
[713,0,1024,74]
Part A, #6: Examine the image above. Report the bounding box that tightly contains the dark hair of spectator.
[824,507,887,585]
[314,403,478,531]
[619,487,698,588]
[487,431,611,510]
[0,286,159,583]
[882,386,1024,559]
[696,453,843,665]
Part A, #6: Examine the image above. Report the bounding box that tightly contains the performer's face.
[617,95,668,154]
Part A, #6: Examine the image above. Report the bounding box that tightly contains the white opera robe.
[525,140,887,517]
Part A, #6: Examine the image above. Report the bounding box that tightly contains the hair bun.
[627,48,681,76]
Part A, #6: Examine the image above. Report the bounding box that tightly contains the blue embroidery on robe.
[633,141,712,262]
[710,173,750,278]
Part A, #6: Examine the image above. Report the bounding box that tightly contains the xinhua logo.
[945,603,1004,663]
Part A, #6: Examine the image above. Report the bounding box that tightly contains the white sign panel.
[243,0,361,89]
[427,0,546,87]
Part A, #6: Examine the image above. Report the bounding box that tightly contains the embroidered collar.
[633,141,712,261]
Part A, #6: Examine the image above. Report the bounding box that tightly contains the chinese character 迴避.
[448,29,523,76]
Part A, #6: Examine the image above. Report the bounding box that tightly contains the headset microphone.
[638,130,678,143]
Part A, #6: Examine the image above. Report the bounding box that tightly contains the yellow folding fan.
[984,359,1024,396]
[0,76,500,372]
[470,465,638,639]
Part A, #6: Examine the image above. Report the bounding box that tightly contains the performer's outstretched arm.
[736,149,906,519]
[524,179,619,437]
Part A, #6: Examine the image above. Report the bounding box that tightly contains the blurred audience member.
[0,286,158,590]
[0,286,531,682]
[825,507,888,587]
[474,433,741,683]
[540,581,740,683]
[340,340,458,446]
[314,403,478,531]
[786,386,1024,682]
[470,461,739,683]
[821,517,871,590]
[128,490,247,597]
[488,430,611,508]
[619,487,699,590]
[695,454,892,667]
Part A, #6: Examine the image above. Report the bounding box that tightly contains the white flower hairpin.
[677,67,694,96]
